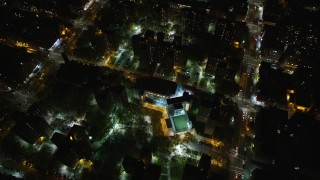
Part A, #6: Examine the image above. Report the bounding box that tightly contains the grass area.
[172,115,189,132]
[170,155,187,180]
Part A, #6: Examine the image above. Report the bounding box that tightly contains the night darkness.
[0,0,320,179]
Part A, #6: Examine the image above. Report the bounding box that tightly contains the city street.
[1,0,270,179]
[226,0,265,178]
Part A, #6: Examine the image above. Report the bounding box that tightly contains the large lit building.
[138,77,177,107]
[166,92,193,133]
[137,77,193,133]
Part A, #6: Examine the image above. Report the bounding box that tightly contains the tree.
[216,80,240,97]
[183,132,196,143]
[150,136,171,158]
[86,107,112,140]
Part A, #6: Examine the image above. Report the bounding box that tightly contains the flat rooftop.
[137,77,177,96]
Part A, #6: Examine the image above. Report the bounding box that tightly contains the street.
[1,0,268,179]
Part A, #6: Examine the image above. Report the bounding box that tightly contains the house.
[51,125,93,168]
[14,113,53,144]
[166,92,193,133]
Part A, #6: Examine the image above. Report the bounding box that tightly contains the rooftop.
[167,92,193,105]
[137,77,177,96]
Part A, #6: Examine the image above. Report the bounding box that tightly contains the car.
[32,64,42,74]
[32,67,40,74]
